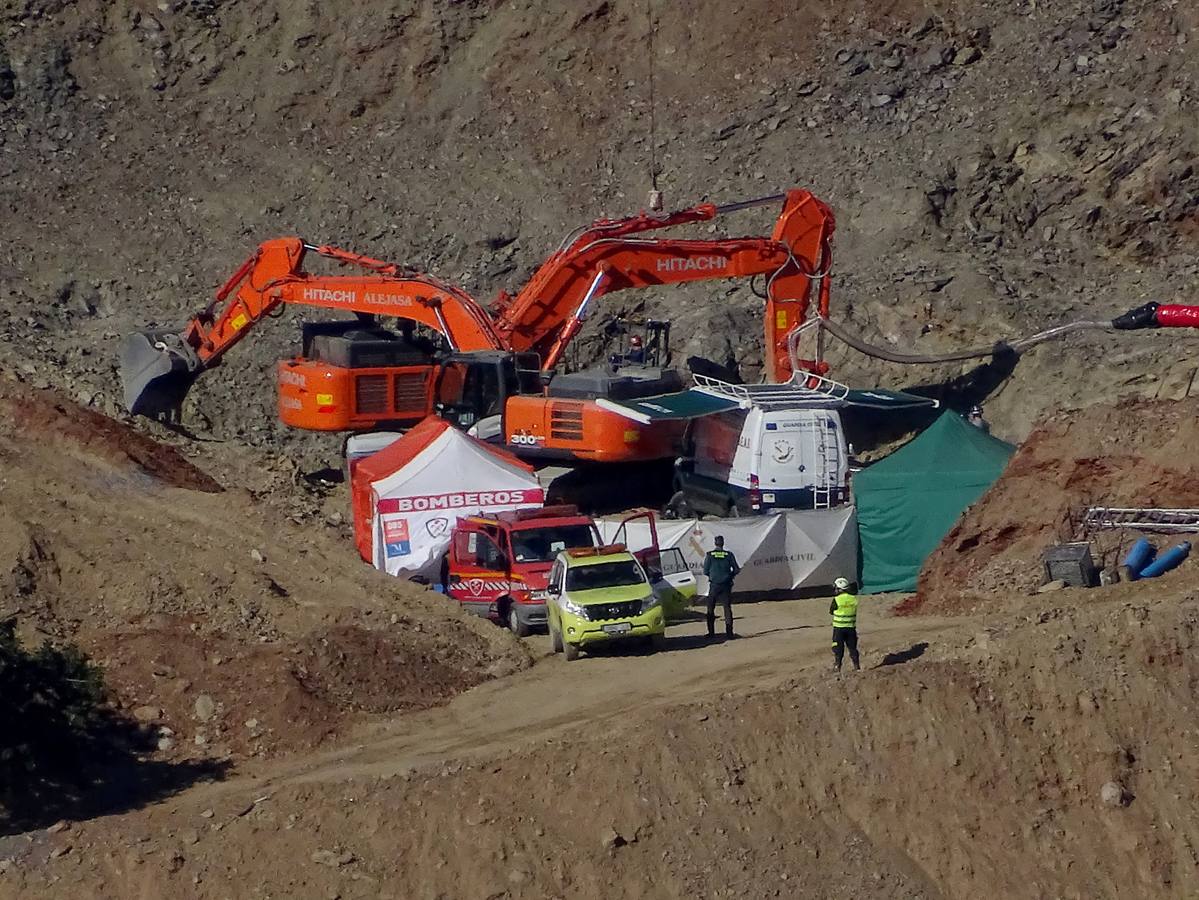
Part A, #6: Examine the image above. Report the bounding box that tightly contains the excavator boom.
[121,237,502,417]
[491,189,834,379]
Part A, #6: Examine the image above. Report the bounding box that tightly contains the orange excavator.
[121,189,834,463]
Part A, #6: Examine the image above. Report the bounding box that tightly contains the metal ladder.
[811,417,839,510]
[1082,508,1199,534]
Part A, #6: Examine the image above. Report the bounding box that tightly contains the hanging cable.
[645,0,662,210]
[805,316,1114,367]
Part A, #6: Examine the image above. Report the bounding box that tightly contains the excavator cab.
[607,318,672,371]
[433,351,542,437]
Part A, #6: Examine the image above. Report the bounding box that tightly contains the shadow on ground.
[1,747,230,837]
[875,641,930,668]
[1,622,231,836]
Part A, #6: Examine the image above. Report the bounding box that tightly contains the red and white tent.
[351,418,544,578]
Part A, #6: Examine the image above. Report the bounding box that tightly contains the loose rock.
[311,849,357,868]
[193,694,217,722]
[953,46,982,66]
[1100,781,1129,808]
[133,705,162,723]
[601,827,626,851]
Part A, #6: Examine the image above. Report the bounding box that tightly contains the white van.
[673,404,849,517]
[343,431,405,480]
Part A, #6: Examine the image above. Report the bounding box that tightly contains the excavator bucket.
[120,330,203,418]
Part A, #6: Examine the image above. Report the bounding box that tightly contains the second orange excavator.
[121,189,835,463]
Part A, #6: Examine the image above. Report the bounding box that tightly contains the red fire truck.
[443,505,602,635]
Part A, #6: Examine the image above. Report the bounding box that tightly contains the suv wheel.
[563,638,581,661]
[551,622,563,653]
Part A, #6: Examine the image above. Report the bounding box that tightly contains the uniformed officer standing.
[702,535,740,640]
[830,576,860,672]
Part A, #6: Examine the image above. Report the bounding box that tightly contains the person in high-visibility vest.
[830,577,860,672]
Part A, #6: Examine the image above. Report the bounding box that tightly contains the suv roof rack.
[692,372,849,410]
[566,543,627,558]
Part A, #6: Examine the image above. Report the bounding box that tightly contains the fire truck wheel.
[507,603,532,638]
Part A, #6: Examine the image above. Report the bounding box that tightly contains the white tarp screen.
[597,506,857,594]
[368,428,544,579]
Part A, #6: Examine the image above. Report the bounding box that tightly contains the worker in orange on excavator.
[624,334,646,365]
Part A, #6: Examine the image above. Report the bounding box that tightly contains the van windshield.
[511,525,596,563]
[566,560,646,592]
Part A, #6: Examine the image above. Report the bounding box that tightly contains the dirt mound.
[91,616,501,761]
[0,378,220,492]
[0,376,530,763]
[9,588,1199,899]
[913,395,1199,614]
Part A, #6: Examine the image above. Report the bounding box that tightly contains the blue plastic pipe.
[1138,542,1191,580]
[1123,538,1157,580]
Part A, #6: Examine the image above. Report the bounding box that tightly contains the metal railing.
[691,372,850,409]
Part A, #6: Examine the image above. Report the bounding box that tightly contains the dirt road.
[196,595,950,798]
[15,586,1199,900]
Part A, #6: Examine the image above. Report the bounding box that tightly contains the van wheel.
[563,639,581,661]
[507,603,532,638]
[551,622,563,653]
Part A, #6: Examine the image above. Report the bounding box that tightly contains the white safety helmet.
[834,577,851,592]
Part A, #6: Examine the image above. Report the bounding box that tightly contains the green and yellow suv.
[545,545,667,661]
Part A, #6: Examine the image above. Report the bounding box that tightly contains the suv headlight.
[640,592,661,614]
[562,597,588,618]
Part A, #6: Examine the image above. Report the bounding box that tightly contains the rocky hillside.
[1,0,1198,473]
[917,393,1199,611]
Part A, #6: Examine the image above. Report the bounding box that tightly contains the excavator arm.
[121,237,502,416]
[490,189,834,381]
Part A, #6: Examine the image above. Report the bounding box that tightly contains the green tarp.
[595,389,739,424]
[856,412,1015,594]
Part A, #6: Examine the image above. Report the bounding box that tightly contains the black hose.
[816,316,1114,365]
